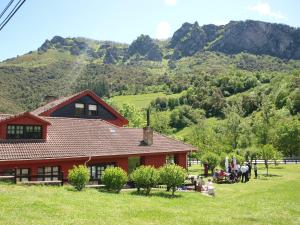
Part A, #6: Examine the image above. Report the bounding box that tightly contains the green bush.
[102,167,128,193]
[68,165,90,191]
[159,164,187,196]
[131,166,159,195]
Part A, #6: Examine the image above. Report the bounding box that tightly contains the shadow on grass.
[260,174,283,177]
[97,188,120,195]
[66,187,82,192]
[130,190,182,199]
[269,166,284,169]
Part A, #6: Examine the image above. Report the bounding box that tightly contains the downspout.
[84,156,92,166]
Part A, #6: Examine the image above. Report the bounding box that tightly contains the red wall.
[143,154,167,168]
[175,152,188,169]
[0,152,188,181]
[0,156,129,180]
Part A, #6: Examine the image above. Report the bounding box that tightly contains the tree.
[102,167,128,193]
[68,165,90,191]
[201,152,220,175]
[252,98,275,146]
[151,111,172,135]
[170,105,204,130]
[288,88,300,115]
[273,118,300,157]
[258,144,277,176]
[131,166,159,195]
[224,105,242,149]
[159,164,187,196]
[118,103,145,127]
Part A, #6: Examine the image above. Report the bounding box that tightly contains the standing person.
[245,163,249,182]
[253,163,258,179]
[247,161,252,179]
[240,163,248,183]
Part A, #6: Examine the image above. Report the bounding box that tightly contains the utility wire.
[0,0,15,19]
[0,0,26,32]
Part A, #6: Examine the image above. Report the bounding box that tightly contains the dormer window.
[75,103,84,116]
[88,104,98,116]
[7,125,42,139]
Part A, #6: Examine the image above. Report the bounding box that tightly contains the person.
[253,163,258,179]
[206,179,215,197]
[228,164,232,173]
[213,169,219,182]
[196,176,205,192]
[247,161,252,180]
[240,163,248,183]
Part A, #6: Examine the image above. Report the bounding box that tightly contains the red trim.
[39,90,128,127]
[0,112,50,139]
[0,112,51,126]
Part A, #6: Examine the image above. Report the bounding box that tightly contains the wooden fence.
[188,158,300,165]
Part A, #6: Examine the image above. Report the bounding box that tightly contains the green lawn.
[110,92,182,109]
[0,165,299,225]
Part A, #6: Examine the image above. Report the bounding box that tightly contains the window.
[37,166,60,181]
[75,103,85,116]
[88,163,115,182]
[16,168,30,182]
[7,125,42,139]
[166,155,175,164]
[88,104,98,116]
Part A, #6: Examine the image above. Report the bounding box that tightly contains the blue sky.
[0,0,299,60]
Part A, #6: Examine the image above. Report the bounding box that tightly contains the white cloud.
[247,2,286,19]
[155,21,172,40]
[164,0,177,6]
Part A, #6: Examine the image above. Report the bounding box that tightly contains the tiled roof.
[0,117,196,161]
[0,114,11,120]
[31,91,81,115]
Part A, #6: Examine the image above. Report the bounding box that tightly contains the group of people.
[196,176,215,196]
[213,161,258,183]
[239,161,258,182]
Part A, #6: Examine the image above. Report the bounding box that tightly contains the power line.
[0,0,26,32]
[0,0,15,19]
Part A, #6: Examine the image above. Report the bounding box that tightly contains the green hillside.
[0,20,300,158]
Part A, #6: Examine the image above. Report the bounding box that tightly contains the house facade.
[0,90,196,182]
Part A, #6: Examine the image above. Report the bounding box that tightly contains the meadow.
[0,165,299,225]
[110,92,181,109]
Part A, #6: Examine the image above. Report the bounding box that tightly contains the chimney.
[143,108,153,146]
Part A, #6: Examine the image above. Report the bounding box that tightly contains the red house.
[0,90,196,183]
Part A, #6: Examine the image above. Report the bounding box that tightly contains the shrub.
[102,167,128,193]
[131,166,159,195]
[68,165,90,191]
[159,164,187,196]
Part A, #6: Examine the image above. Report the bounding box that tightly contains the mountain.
[0,19,300,116]
[169,20,300,60]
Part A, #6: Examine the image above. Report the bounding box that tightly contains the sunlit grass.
[0,165,299,225]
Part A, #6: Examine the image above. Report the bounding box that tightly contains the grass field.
[0,165,299,225]
[110,92,182,109]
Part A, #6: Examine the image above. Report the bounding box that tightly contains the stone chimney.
[143,108,153,146]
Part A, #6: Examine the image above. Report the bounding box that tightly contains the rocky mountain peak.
[128,34,163,61]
